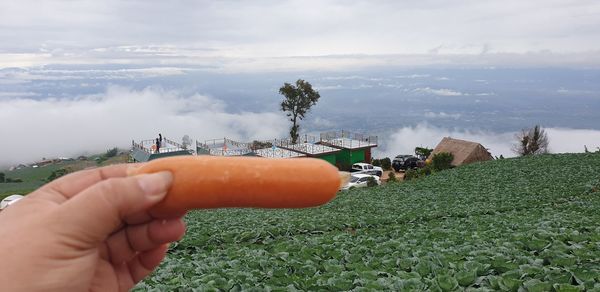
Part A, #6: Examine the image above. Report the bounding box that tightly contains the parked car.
[350,163,383,177]
[341,174,381,190]
[392,155,424,172]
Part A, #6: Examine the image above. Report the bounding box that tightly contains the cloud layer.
[378,124,600,158]
[1,1,600,70]
[0,87,288,166]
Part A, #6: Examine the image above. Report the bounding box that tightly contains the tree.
[47,168,71,182]
[0,172,4,183]
[432,152,454,171]
[512,125,549,156]
[251,140,273,150]
[105,147,118,158]
[415,147,433,160]
[182,135,191,150]
[387,171,397,183]
[381,157,392,171]
[279,79,320,144]
[366,176,378,187]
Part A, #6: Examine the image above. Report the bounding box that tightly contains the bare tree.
[512,125,549,156]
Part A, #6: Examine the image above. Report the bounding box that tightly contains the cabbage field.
[135,153,600,291]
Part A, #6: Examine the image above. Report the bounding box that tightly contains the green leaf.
[327,277,354,291]
[523,279,551,292]
[456,269,477,287]
[552,283,584,292]
[436,274,459,292]
[397,257,415,271]
[415,261,432,277]
[519,264,543,277]
[396,278,426,291]
[498,276,522,292]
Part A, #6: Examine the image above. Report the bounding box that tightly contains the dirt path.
[381,170,404,183]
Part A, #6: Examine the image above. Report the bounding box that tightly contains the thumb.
[56,171,173,246]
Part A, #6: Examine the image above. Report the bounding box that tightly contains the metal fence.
[320,130,378,148]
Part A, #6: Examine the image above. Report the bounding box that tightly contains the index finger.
[31,164,136,204]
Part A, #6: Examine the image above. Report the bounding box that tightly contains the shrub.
[47,168,71,182]
[366,176,378,187]
[6,177,23,183]
[381,157,392,171]
[432,152,454,171]
[387,171,397,183]
[105,147,119,158]
[371,159,381,167]
[251,140,273,150]
[419,164,434,176]
[96,156,107,165]
[404,163,436,181]
[404,169,419,181]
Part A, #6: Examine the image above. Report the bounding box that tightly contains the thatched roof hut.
[429,137,493,166]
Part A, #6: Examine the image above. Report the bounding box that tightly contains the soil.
[381,170,404,183]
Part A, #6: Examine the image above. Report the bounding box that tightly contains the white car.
[350,163,383,177]
[0,194,24,210]
[341,174,381,190]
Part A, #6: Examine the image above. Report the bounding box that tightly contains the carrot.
[128,156,341,217]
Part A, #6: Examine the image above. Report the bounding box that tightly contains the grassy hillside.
[0,152,129,199]
[135,153,600,291]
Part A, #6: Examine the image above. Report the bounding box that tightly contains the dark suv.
[392,155,422,172]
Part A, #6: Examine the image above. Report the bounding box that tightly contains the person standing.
[155,138,161,153]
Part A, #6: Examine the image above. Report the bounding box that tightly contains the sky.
[1,0,600,165]
[1,0,600,70]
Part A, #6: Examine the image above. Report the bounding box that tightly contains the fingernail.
[137,172,173,199]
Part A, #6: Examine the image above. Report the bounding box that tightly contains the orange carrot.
[128,156,341,217]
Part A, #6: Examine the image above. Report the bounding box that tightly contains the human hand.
[0,164,187,291]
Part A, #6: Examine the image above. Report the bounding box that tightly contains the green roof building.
[319,131,378,171]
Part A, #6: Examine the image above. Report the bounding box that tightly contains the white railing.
[255,147,305,158]
[133,138,188,154]
[320,130,378,148]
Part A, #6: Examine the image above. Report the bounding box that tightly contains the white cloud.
[545,128,600,153]
[377,124,600,159]
[556,88,594,95]
[322,76,383,81]
[0,67,188,82]
[314,84,343,91]
[395,74,431,79]
[424,112,462,119]
[314,83,373,91]
[310,117,335,128]
[2,1,600,70]
[0,86,288,165]
[414,87,464,96]
[0,92,38,98]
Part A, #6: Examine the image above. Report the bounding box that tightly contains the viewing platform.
[317,131,378,169]
[191,130,377,169]
[131,138,193,162]
[319,130,378,149]
[254,147,306,158]
[196,138,255,156]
